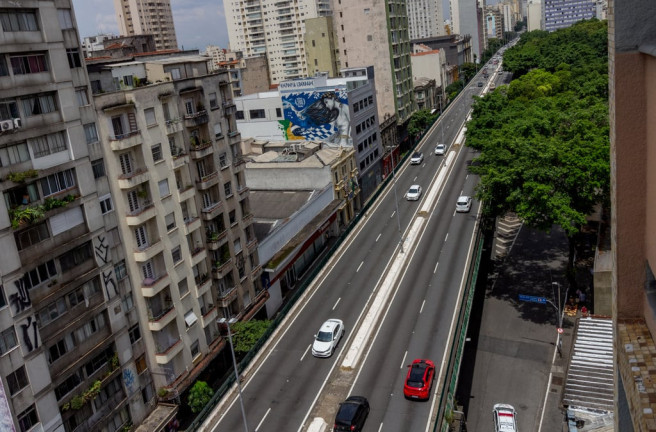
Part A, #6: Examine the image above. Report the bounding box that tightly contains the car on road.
[312,319,344,358]
[405,185,422,201]
[435,144,446,156]
[334,396,370,432]
[456,195,472,212]
[410,152,424,165]
[477,81,483,87]
[403,359,435,400]
[489,83,496,90]
[493,404,518,432]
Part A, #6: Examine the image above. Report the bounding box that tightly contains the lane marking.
[420,299,425,314]
[332,297,341,310]
[300,345,311,362]
[391,211,396,218]
[444,233,449,242]
[400,351,408,369]
[433,262,439,274]
[376,233,382,242]
[414,176,418,181]
[255,408,271,431]
[378,423,384,432]
[356,261,364,273]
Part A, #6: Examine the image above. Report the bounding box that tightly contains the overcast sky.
[71,0,230,50]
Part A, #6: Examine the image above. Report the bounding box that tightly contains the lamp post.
[549,282,567,357]
[221,317,249,432]
[388,146,404,253]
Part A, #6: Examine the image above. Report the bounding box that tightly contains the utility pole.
[221,317,249,432]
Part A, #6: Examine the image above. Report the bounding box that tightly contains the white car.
[312,319,345,358]
[493,404,517,432]
[410,152,424,165]
[406,185,422,201]
[456,195,472,212]
[435,144,446,156]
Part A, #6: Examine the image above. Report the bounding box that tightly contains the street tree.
[408,109,437,138]
[188,380,214,414]
[231,320,271,355]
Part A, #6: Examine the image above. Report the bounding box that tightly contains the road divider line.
[376,233,381,242]
[400,351,408,369]
[420,299,426,314]
[433,262,439,274]
[391,211,395,218]
[356,261,363,272]
[332,297,341,310]
[300,345,311,362]
[255,408,271,431]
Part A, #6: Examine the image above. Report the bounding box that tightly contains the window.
[191,339,200,357]
[276,107,282,117]
[234,238,242,254]
[84,123,98,144]
[21,92,57,116]
[54,371,82,400]
[178,278,189,297]
[0,285,5,308]
[135,355,147,374]
[30,131,68,158]
[17,404,39,432]
[38,297,67,327]
[10,53,47,75]
[209,92,218,108]
[121,292,134,312]
[22,259,57,290]
[66,49,81,68]
[219,152,227,168]
[59,242,92,272]
[0,141,30,166]
[84,346,113,377]
[135,226,148,249]
[144,107,156,125]
[151,143,162,162]
[172,246,182,263]
[75,88,88,106]
[0,327,17,355]
[0,99,18,120]
[158,179,170,197]
[99,194,113,214]
[91,159,105,179]
[229,210,236,225]
[1,10,39,32]
[249,109,265,119]
[224,181,232,197]
[40,168,75,196]
[235,110,244,120]
[123,75,133,87]
[57,9,73,29]
[184,310,198,327]
[15,222,49,250]
[213,123,222,138]
[114,260,127,280]
[129,324,141,344]
[0,57,7,76]
[48,333,74,364]
[170,68,181,80]
[7,366,29,395]
[75,312,105,344]
[165,212,176,231]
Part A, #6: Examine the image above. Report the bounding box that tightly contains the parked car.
[312,319,344,358]
[405,185,422,201]
[334,396,370,432]
[435,144,446,156]
[456,195,472,212]
[493,404,518,432]
[410,152,424,165]
[403,359,435,400]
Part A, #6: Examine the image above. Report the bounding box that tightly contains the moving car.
[489,83,496,90]
[456,195,472,212]
[434,144,446,155]
[493,404,518,432]
[478,81,484,87]
[312,319,344,358]
[403,359,435,400]
[405,185,422,201]
[410,152,424,165]
[334,396,370,432]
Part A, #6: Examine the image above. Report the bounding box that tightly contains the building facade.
[90,55,266,397]
[406,0,445,39]
[456,0,485,60]
[304,16,340,78]
[113,0,178,51]
[0,2,157,431]
[542,0,596,32]
[223,0,324,84]
[527,0,543,31]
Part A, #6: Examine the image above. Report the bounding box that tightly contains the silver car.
[493,404,517,432]
[312,319,345,358]
[435,144,446,156]
[406,185,422,201]
[410,152,424,165]
[456,195,472,212]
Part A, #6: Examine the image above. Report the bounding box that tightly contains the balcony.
[194,275,212,298]
[251,264,262,281]
[200,305,218,328]
[233,156,247,173]
[148,306,176,331]
[212,258,233,279]
[228,131,241,144]
[184,110,208,128]
[223,100,236,116]
[126,200,156,226]
[242,212,254,225]
[155,338,183,364]
[201,201,223,220]
[170,153,189,170]
[109,130,142,151]
[141,274,170,297]
[183,216,201,235]
[190,141,214,160]
[117,168,150,190]
[165,118,183,134]
[237,185,250,197]
[206,230,228,250]
[218,285,238,307]
[191,247,207,266]
[196,171,220,190]
[176,185,195,202]
[134,239,164,262]
[247,238,258,253]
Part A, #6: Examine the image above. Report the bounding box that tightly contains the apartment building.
[90,54,266,398]
[542,0,596,32]
[455,0,485,60]
[223,0,325,84]
[0,2,157,431]
[406,0,445,39]
[113,0,178,51]
[304,16,339,78]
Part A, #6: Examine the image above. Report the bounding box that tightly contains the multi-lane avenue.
[203,61,508,432]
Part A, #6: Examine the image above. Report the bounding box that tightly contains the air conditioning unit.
[0,120,14,132]
[13,118,21,129]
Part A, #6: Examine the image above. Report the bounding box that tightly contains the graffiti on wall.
[93,235,119,299]
[18,315,39,354]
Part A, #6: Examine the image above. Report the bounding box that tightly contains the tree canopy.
[230,320,271,354]
[188,380,214,414]
[408,109,438,137]
[466,20,609,247]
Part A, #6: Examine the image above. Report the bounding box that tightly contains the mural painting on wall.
[279,79,352,148]
[94,234,119,299]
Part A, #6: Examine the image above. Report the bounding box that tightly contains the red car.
[403,359,435,400]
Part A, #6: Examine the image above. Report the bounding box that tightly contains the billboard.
[279,78,352,148]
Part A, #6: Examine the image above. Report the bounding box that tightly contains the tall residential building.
[113,0,178,51]
[224,0,325,84]
[332,0,415,126]
[456,0,485,60]
[527,0,542,31]
[407,0,445,39]
[305,16,340,78]
[484,6,504,40]
[0,2,159,431]
[89,54,266,398]
[610,1,656,431]
[542,0,596,32]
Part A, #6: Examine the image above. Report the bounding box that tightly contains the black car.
[334,396,370,431]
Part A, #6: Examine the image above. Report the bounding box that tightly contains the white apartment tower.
[407,0,445,39]
[0,2,156,431]
[113,0,178,51]
[224,0,325,84]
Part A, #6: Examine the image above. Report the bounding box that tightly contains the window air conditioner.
[0,120,14,131]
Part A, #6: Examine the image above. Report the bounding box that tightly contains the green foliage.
[157,387,169,398]
[70,395,85,410]
[408,109,437,137]
[7,169,38,183]
[466,20,609,246]
[460,62,477,82]
[188,380,214,414]
[43,194,76,211]
[230,320,271,354]
[9,205,45,229]
[446,81,465,100]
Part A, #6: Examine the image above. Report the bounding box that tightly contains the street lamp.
[549,282,568,357]
[220,317,249,432]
